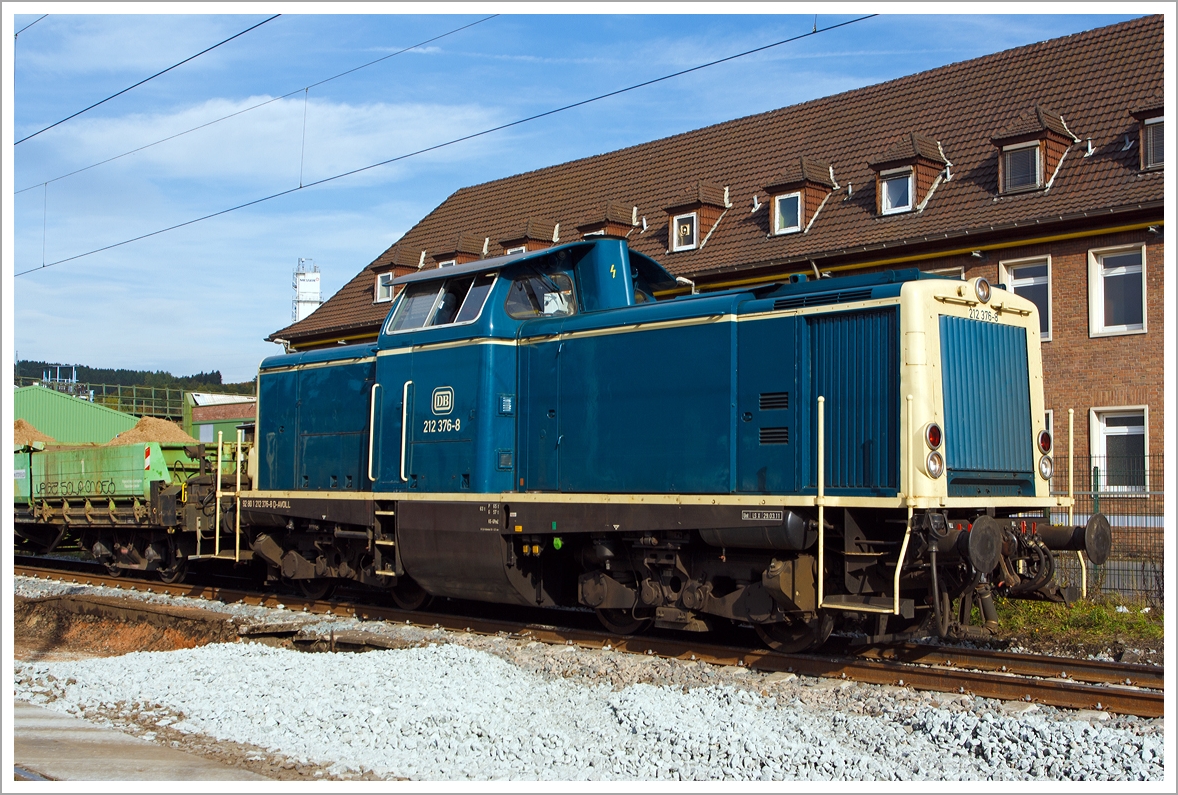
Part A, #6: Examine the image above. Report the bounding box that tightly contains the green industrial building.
[13,385,138,444]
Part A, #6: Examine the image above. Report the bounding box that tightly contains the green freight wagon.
[13,439,249,579]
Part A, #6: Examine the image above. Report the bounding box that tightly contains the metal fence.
[1046,453,1164,606]
[16,377,184,421]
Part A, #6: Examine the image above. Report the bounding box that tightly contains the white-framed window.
[999,255,1051,340]
[438,259,457,268]
[1143,117,1163,169]
[926,266,965,280]
[1088,245,1146,337]
[773,192,802,234]
[1090,406,1149,493]
[879,168,912,214]
[671,212,698,251]
[1044,409,1054,441]
[1002,141,1041,192]
[505,245,527,255]
[374,272,395,303]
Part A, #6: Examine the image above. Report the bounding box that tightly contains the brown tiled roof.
[1130,96,1163,119]
[273,16,1163,344]
[577,200,635,229]
[192,402,257,423]
[435,231,486,259]
[500,218,558,245]
[664,180,727,211]
[764,156,834,192]
[868,133,946,169]
[991,104,1077,143]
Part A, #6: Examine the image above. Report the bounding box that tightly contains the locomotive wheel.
[103,562,123,578]
[157,560,188,584]
[389,576,432,611]
[754,611,834,653]
[292,578,336,601]
[595,607,654,636]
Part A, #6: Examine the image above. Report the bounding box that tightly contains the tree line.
[15,360,255,395]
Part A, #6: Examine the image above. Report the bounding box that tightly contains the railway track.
[15,559,1164,718]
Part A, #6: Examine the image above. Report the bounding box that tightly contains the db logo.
[431,386,454,415]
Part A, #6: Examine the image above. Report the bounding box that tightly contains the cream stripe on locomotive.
[240,489,1070,511]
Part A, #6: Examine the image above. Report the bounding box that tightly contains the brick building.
[272,16,1164,489]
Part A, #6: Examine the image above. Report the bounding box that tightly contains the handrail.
[214,431,223,557]
[1069,408,1086,598]
[367,383,381,482]
[400,381,412,483]
[816,395,826,608]
[234,428,243,563]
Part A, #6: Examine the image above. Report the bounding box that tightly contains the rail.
[13,559,1163,717]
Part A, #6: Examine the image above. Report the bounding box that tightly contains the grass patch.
[993,596,1164,649]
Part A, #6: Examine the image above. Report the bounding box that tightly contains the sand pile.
[14,419,56,447]
[107,417,198,445]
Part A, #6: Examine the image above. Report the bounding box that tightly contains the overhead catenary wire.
[14,14,281,146]
[15,14,877,277]
[14,15,499,195]
[15,13,48,38]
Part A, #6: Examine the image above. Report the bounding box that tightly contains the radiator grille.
[939,315,1033,494]
[759,391,790,410]
[759,427,789,445]
[773,289,873,311]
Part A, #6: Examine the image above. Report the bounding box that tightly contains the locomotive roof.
[390,240,679,293]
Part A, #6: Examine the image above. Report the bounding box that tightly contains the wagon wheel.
[595,607,654,636]
[388,575,432,611]
[103,562,123,578]
[754,611,834,653]
[290,578,336,602]
[157,559,188,584]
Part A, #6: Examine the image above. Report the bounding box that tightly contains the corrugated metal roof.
[13,385,138,444]
[188,392,257,407]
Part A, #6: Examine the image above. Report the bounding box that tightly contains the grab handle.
[367,383,381,481]
[400,380,413,483]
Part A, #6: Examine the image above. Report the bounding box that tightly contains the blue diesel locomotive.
[16,238,1110,650]
[237,238,1109,649]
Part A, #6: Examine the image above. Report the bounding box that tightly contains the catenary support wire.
[15,14,876,276]
[14,15,281,145]
[14,15,499,195]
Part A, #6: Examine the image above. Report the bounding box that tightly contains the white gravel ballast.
[13,641,1163,781]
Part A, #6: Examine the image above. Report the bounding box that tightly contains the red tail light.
[1038,429,1052,454]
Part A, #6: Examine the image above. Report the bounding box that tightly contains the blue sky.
[5,7,1149,383]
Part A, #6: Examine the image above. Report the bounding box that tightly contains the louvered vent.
[759,391,790,410]
[759,427,789,445]
[773,289,874,311]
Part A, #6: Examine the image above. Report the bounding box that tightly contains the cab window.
[384,272,497,333]
[505,272,577,319]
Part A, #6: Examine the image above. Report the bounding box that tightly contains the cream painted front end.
[898,277,1066,511]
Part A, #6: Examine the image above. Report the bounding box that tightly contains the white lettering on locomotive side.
[742,510,784,521]
[432,386,454,415]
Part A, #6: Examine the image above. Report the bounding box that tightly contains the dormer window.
[773,192,801,234]
[375,272,395,303]
[663,181,728,253]
[1002,142,1041,191]
[763,157,834,236]
[868,134,946,218]
[1143,117,1163,168]
[991,105,1076,195]
[879,168,913,214]
[672,211,698,251]
[504,245,527,255]
[438,259,457,268]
